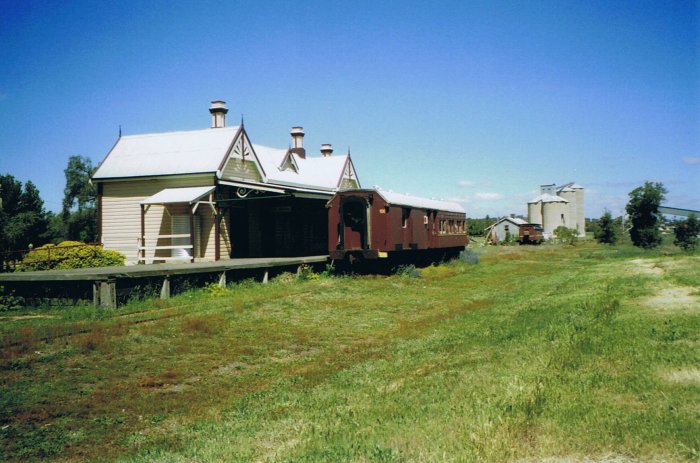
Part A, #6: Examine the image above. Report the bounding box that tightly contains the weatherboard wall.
[100,177,215,264]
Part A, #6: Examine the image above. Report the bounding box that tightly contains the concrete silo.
[528,193,569,238]
[558,187,578,233]
[527,201,542,226]
[571,184,585,237]
[541,196,569,236]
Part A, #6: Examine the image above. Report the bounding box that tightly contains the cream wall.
[100,176,216,264]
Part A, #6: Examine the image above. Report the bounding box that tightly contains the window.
[402,208,410,228]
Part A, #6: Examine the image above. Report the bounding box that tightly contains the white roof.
[93,126,354,193]
[93,127,240,179]
[141,186,215,205]
[374,189,465,214]
[528,193,568,204]
[486,216,528,230]
[254,145,351,191]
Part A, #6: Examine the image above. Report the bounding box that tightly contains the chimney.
[209,101,228,128]
[290,126,305,158]
[320,143,333,157]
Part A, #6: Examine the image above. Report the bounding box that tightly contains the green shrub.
[393,264,422,278]
[17,241,125,271]
[0,285,25,311]
[553,226,579,245]
[594,210,618,244]
[297,264,319,281]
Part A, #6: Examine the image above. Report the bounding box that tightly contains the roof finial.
[347,146,351,157]
[240,114,244,128]
[118,125,122,138]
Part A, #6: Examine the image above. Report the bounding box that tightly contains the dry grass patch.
[628,258,664,276]
[640,285,699,312]
[661,368,700,385]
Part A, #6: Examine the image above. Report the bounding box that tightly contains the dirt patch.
[213,362,249,375]
[0,314,58,321]
[628,259,664,276]
[661,368,700,385]
[520,455,638,463]
[641,285,698,312]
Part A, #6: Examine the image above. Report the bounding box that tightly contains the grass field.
[1,242,698,462]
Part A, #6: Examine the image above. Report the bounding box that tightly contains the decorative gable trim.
[337,156,360,190]
[278,150,299,173]
[218,127,267,183]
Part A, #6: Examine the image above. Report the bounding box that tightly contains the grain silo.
[527,200,542,226]
[558,187,578,232]
[571,183,585,237]
[528,193,569,238]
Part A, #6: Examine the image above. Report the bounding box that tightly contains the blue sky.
[1,0,698,218]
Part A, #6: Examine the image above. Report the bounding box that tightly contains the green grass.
[0,243,698,462]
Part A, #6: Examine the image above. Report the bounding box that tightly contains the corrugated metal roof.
[93,127,240,179]
[375,189,466,213]
[528,193,568,204]
[485,216,528,230]
[254,144,350,191]
[93,126,356,193]
[140,186,215,205]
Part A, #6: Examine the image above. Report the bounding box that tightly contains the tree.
[625,182,667,249]
[594,210,618,244]
[62,155,96,216]
[0,175,50,268]
[62,156,98,242]
[674,213,699,251]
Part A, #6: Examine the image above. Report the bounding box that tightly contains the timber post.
[262,270,269,284]
[93,281,100,307]
[214,208,221,261]
[140,204,146,262]
[218,271,226,288]
[160,276,170,299]
[189,207,195,263]
[99,280,117,309]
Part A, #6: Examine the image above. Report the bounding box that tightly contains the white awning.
[140,186,215,205]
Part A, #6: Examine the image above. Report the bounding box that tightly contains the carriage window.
[402,208,410,228]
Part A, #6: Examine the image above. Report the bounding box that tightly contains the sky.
[0,0,698,218]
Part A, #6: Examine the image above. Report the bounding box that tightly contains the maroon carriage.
[327,189,468,264]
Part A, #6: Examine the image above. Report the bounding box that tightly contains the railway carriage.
[327,189,468,265]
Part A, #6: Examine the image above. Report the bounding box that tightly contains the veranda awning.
[140,186,215,205]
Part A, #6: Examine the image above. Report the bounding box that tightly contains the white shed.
[486,217,528,243]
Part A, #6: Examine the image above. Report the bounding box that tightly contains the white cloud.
[446,195,471,203]
[682,156,700,165]
[458,180,476,188]
[475,192,503,201]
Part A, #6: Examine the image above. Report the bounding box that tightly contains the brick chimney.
[320,143,333,157]
[209,101,228,128]
[290,126,305,158]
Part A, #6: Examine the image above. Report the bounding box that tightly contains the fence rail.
[137,235,194,264]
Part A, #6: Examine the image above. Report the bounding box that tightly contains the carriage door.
[340,198,368,250]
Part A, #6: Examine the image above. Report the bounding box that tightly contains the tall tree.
[62,155,96,217]
[594,210,618,244]
[625,181,667,249]
[62,156,98,242]
[0,175,49,268]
